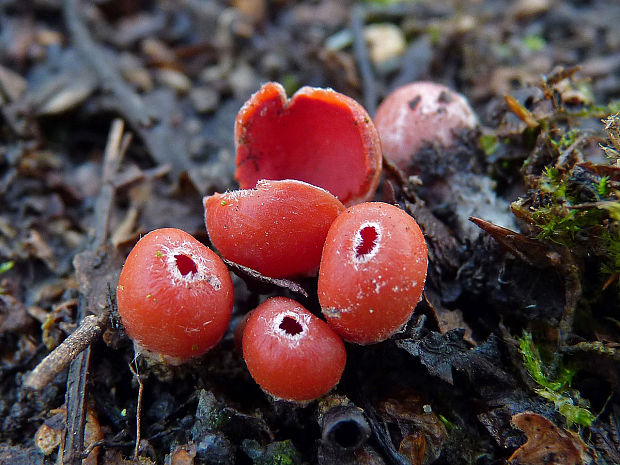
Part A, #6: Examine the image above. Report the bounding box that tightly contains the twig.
[22,313,108,390]
[128,361,144,461]
[558,260,581,344]
[95,119,132,247]
[550,255,582,376]
[561,341,619,359]
[81,431,136,458]
[60,329,92,465]
[81,439,106,459]
[350,5,377,116]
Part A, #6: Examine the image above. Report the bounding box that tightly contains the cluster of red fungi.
[117,81,477,402]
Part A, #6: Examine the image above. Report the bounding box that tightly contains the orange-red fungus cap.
[318,202,428,345]
[116,228,234,363]
[234,82,382,206]
[204,179,345,278]
[242,297,346,402]
[374,81,478,171]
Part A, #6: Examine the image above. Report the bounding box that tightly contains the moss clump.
[518,332,596,428]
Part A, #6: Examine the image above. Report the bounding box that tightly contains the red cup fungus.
[204,179,345,279]
[374,81,478,171]
[318,202,428,345]
[116,228,234,364]
[234,82,382,206]
[242,297,346,402]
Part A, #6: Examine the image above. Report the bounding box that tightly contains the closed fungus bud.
[116,228,234,364]
[235,82,382,206]
[374,81,478,171]
[204,179,345,278]
[242,297,346,403]
[318,202,427,345]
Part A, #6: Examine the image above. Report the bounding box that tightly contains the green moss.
[601,113,620,164]
[518,332,595,427]
[242,439,302,465]
[568,100,620,119]
[597,176,610,198]
[439,414,456,432]
[523,34,546,52]
[479,134,499,156]
[549,129,579,151]
[281,74,300,97]
[524,163,620,282]
[427,24,442,45]
[0,261,14,274]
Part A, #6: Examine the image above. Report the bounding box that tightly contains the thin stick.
[95,119,132,247]
[128,360,144,461]
[61,340,91,465]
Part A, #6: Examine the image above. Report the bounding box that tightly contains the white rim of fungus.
[269,309,310,347]
[161,242,222,291]
[256,178,333,195]
[351,221,382,264]
[220,188,253,202]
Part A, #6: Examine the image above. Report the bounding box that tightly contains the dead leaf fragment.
[378,392,447,464]
[34,407,103,463]
[469,217,562,269]
[34,413,63,455]
[168,443,197,465]
[0,64,27,101]
[398,433,426,465]
[505,95,539,129]
[509,412,594,465]
[24,229,57,271]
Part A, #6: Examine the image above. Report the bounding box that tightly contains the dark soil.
[1,1,619,464]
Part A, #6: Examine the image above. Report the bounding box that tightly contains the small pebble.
[190,87,220,113]
[157,68,192,93]
[364,23,406,66]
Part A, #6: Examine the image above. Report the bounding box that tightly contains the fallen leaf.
[508,412,594,465]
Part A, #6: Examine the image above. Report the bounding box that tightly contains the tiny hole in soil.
[175,254,198,275]
[356,226,378,258]
[279,316,303,335]
[331,420,365,449]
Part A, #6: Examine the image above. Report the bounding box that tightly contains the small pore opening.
[355,226,379,258]
[175,254,198,276]
[279,316,303,336]
[330,420,367,450]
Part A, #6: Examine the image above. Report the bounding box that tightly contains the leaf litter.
[0,0,619,464]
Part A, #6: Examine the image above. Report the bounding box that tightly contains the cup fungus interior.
[174,254,197,276]
[270,310,310,346]
[235,83,381,206]
[353,222,381,263]
[279,315,304,336]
